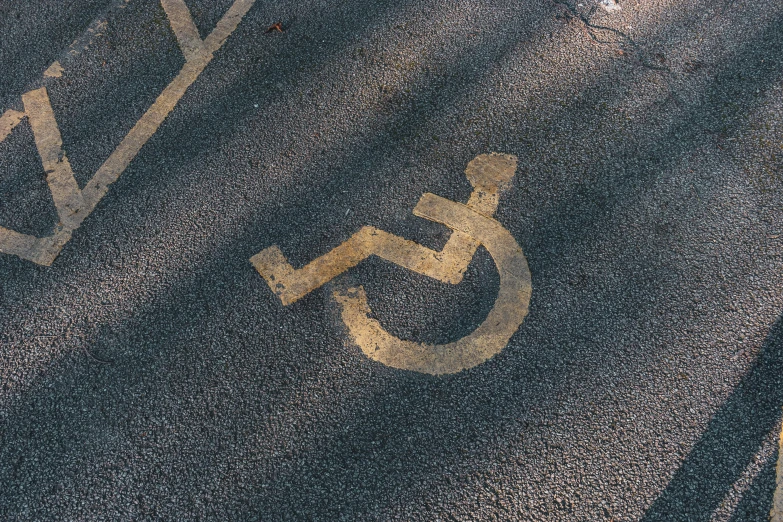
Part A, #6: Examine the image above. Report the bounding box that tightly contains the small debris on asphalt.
[598,0,621,12]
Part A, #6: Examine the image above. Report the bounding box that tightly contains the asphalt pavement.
[1,0,783,520]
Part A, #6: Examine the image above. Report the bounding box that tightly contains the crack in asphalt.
[550,0,671,71]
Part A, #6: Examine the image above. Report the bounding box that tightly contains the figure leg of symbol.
[333,193,531,375]
[252,226,482,306]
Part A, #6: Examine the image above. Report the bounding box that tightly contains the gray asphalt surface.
[2,0,783,520]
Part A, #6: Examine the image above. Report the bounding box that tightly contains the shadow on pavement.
[0,0,782,520]
[0,0,113,108]
[641,313,783,521]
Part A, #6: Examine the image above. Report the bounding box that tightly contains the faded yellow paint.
[161,0,208,62]
[334,192,531,375]
[0,109,24,142]
[80,53,212,217]
[254,226,482,306]
[201,0,255,53]
[772,417,783,522]
[252,153,532,375]
[22,88,84,228]
[43,61,64,78]
[80,0,255,219]
[0,92,79,265]
[0,0,256,266]
[252,154,518,304]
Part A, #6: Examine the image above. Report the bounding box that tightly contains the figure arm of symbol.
[250,153,518,306]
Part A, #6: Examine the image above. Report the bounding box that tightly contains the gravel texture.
[1,0,782,520]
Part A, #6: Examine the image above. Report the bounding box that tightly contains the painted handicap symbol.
[250,153,532,375]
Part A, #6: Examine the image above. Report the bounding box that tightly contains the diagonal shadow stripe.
[641,314,783,521]
[0,0,256,266]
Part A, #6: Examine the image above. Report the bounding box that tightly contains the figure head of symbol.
[465,152,518,193]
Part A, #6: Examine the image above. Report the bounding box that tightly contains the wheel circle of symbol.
[334,192,531,375]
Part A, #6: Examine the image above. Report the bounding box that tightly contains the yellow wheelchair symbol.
[251,153,532,375]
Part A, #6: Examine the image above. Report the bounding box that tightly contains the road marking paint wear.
[0,109,24,142]
[43,61,64,78]
[160,0,208,62]
[0,0,256,266]
[772,415,783,522]
[252,154,518,305]
[334,192,531,375]
[22,88,84,228]
[252,154,532,375]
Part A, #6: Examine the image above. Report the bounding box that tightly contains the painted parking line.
[43,61,64,79]
[161,0,208,62]
[0,0,256,266]
[773,416,783,522]
[251,153,532,375]
[23,88,84,229]
[0,109,24,143]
